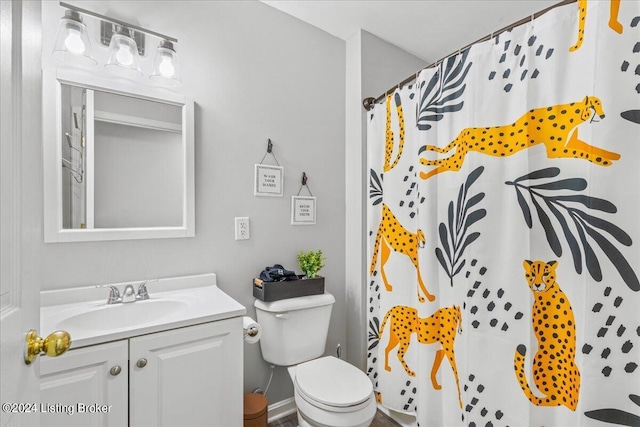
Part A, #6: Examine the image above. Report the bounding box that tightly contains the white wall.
[345,30,427,370]
[39,0,345,404]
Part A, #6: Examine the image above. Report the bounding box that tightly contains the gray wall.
[345,30,427,369]
[39,1,345,404]
[93,122,183,228]
[361,31,429,102]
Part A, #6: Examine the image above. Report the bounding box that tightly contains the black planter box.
[253,276,325,302]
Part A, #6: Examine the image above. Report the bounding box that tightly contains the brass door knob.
[24,329,71,365]
[136,358,147,368]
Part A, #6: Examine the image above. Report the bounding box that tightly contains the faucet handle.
[107,286,121,304]
[137,282,150,300]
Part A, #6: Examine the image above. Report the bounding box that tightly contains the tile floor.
[268,409,401,427]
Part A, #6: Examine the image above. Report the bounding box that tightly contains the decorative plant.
[297,249,326,279]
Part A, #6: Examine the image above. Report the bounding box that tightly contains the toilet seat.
[293,356,373,410]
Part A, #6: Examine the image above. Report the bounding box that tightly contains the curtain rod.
[362,0,576,111]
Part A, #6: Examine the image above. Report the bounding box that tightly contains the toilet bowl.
[254,293,377,427]
[288,356,376,427]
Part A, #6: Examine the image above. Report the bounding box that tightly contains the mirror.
[43,69,194,242]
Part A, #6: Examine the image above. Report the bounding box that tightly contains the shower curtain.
[367,1,640,426]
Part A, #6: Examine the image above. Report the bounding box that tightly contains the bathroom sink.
[58,299,189,332]
[41,274,247,348]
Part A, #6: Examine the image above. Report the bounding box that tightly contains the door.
[129,318,243,427]
[40,341,128,427]
[0,1,42,426]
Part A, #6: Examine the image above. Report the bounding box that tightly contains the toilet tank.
[254,293,335,366]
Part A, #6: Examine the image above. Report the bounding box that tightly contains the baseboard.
[267,397,297,423]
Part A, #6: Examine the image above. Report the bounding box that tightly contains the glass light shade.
[105,32,142,78]
[150,41,182,87]
[52,12,97,66]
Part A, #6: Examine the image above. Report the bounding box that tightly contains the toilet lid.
[295,356,373,408]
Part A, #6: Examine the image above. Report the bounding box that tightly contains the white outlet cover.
[235,217,250,240]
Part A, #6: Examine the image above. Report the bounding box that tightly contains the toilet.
[254,293,376,427]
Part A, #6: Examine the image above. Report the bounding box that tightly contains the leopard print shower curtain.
[367,1,640,426]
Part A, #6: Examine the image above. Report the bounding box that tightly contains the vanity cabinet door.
[129,317,243,427]
[40,340,128,427]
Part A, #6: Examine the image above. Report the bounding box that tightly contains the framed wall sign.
[254,164,284,197]
[291,196,316,225]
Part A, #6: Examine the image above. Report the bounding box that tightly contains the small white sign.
[254,164,283,197]
[291,196,316,225]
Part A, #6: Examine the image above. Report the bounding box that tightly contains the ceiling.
[261,0,560,63]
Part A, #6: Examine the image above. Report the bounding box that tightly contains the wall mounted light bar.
[54,2,182,87]
[59,2,177,44]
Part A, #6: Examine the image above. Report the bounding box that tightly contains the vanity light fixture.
[52,10,97,66]
[55,2,181,87]
[105,26,143,78]
[150,40,182,87]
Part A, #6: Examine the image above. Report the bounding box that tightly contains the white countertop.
[41,274,247,349]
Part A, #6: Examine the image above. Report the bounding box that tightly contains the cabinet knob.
[136,358,148,368]
[110,365,122,376]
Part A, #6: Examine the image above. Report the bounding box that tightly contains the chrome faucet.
[137,282,150,300]
[107,286,122,304]
[106,280,155,304]
[122,284,136,303]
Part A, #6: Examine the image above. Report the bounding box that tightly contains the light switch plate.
[235,217,250,240]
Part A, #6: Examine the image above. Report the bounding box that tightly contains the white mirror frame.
[43,68,195,242]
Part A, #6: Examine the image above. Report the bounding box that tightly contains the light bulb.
[115,44,133,66]
[64,28,85,55]
[158,56,175,78]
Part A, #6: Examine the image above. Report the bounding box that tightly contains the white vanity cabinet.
[40,341,128,427]
[130,317,243,427]
[40,318,243,427]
